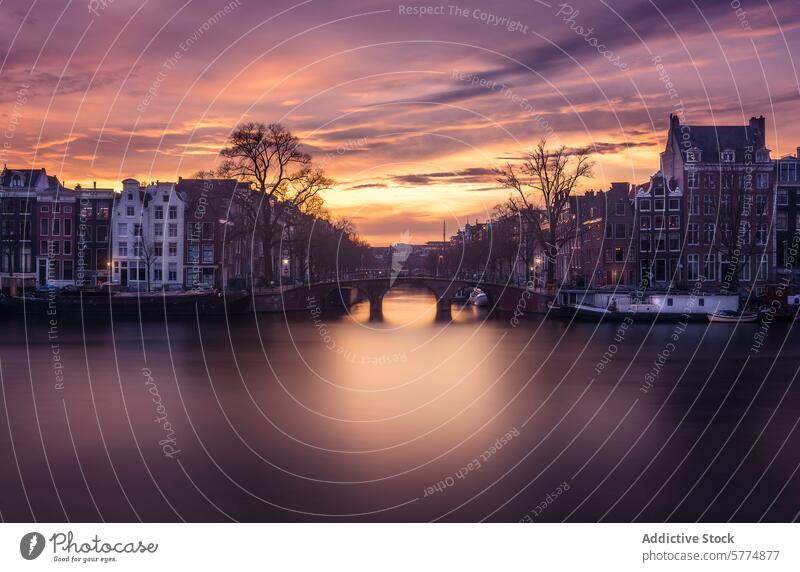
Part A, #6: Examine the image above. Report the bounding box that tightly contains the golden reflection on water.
[297,285,506,455]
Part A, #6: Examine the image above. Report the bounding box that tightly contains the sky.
[1,0,799,245]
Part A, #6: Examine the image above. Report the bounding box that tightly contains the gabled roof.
[668,115,767,163]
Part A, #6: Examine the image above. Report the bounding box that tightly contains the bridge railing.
[270,270,539,289]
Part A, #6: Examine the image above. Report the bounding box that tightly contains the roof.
[669,115,766,163]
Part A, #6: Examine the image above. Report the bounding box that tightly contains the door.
[37,259,48,286]
[121,268,128,286]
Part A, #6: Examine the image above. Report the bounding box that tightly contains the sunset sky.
[2,0,799,244]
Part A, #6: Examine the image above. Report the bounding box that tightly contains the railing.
[265,270,536,290]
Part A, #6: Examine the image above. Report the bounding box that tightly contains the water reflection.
[1,286,799,522]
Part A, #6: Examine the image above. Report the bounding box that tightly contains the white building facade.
[111,179,185,290]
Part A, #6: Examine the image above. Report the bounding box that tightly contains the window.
[668,215,680,229]
[669,198,680,211]
[52,219,61,236]
[51,241,60,255]
[188,222,202,241]
[654,215,664,230]
[615,224,626,239]
[687,170,698,188]
[40,205,50,213]
[64,206,72,214]
[759,254,769,280]
[63,240,72,255]
[640,216,651,230]
[699,298,705,307]
[168,206,177,219]
[704,223,715,244]
[40,218,49,236]
[687,254,699,281]
[154,243,163,257]
[755,195,767,216]
[667,298,674,307]
[168,262,177,281]
[756,223,768,246]
[655,235,666,252]
[118,242,128,256]
[704,254,716,280]
[127,192,133,201]
[133,223,141,236]
[689,195,700,215]
[62,261,73,281]
[655,259,667,282]
[40,240,48,254]
[704,195,716,215]
[640,235,651,252]
[202,244,214,263]
[155,223,163,238]
[669,233,680,251]
[154,267,163,282]
[613,247,624,263]
[615,200,625,216]
[168,223,178,238]
[777,212,788,231]
[639,199,651,211]
[686,150,699,162]
[740,222,751,245]
[126,206,134,217]
[796,212,800,228]
[741,257,751,281]
[10,175,22,187]
[202,222,214,240]
[704,174,716,189]
[722,150,735,162]
[162,194,169,202]
[168,242,177,257]
[756,172,769,189]
[154,206,164,219]
[97,204,110,220]
[118,223,128,237]
[654,198,665,211]
[722,174,733,189]
[188,244,200,263]
[64,219,72,236]
[688,223,699,245]
[778,188,788,205]
[133,241,143,257]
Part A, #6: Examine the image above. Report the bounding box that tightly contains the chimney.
[796,147,800,159]
[93,181,96,189]
[178,176,183,184]
[610,182,630,194]
[669,113,680,128]
[749,116,766,148]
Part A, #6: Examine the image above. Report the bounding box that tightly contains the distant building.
[0,168,42,290]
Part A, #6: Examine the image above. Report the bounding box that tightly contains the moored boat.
[707,310,758,323]
[469,288,488,307]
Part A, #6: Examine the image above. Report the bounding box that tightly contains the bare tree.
[496,138,594,286]
[138,237,157,292]
[218,122,333,286]
[714,162,770,293]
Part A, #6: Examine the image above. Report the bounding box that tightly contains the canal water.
[1,284,799,522]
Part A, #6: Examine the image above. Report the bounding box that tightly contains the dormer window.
[127,192,133,201]
[756,148,771,163]
[721,150,735,163]
[10,175,22,187]
[685,149,700,163]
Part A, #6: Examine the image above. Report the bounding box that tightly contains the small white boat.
[469,288,488,307]
[707,310,758,323]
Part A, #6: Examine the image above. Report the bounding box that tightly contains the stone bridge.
[269,276,549,320]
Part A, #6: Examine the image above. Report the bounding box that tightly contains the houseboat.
[552,289,740,321]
